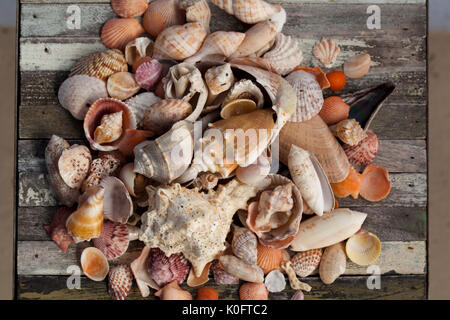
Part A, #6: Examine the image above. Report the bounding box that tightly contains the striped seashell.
[285,70,324,122]
[211,260,239,285]
[142,99,193,135]
[93,221,130,260]
[230,21,278,59]
[81,247,109,281]
[184,31,245,64]
[101,18,145,51]
[107,72,140,101]
[239,282,269,300]
[313,38,341,68]
[319,96,351,126]
[111,0,148,18]
[58,75,108,120]
[219,255,264,283]
[108,264,133,300]
[231,226,258,265]
[125,92,162,128]
[205,63,234,96]
[153,23,207,60]
[125,37,154,66]
[148,248,191,287]
[70,49,128,82]
[343,130,380,165]
[211,0,282,24]
[81,155,121,192]
[135,59,164,90]
[58,145,91,189]
[264,270,286,293]
[142,0,186,38]
[180,0,211,34]
[344,53,371,79]
[291,249,323,278]
[331,119,367,146]
[263,33,303,76]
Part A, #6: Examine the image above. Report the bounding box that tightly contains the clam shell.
[142,99,193,135]
[319,242,346,285]
[285,70,324,123]
[70,49,128,82]
[44,207,74,253]
[264,270,286,293]
[135,59,164,90]
[211,260,239,285]
[58,75,108,120]
[313,38,340,68]
[93,221,130,260]
[102,176,134,224]
[205,63,235,98]
[331,164,362,199]
[291,249,322,278]
[108,265,133,300]
[180,0,211,34]
[344,53,371,79]
[130,247,160,297]
[231,226,258,265]
[319,96,351,126]
[125,37,154,66]
[331,118,367,146]
[211,0,281,24]
[256,242,287,275]
[230,21,277,59]
[153,23,207,60]
[125,92,161,128]
[107,72,140,101]
[220,99,257,119]
[343,130,380,165]
[111,0,148,18]
[58,145,91,189]
[290,208,367,252]
[148,248,191,287]
[359,164,391,202]
[101,18,145,51]
[346,231,381,266]
[155,280,193,300]
[81,247,109,281]
[263,33,303,76]
[143,0,186,38]
[81,155,121,192]
[223,79,264,109]
[239,282,269,300]
[219,255,264,283]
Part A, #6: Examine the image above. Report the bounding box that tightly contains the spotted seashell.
[135,59,163,90]
[343,130,380,165]
[223,79,264,109]
[205,63,234,96]
[285,70,324,122]
[93,221,130,260]
[111,0,148,18]
[211,260,239,285]
[107,72,140,101]
[125,92,162,128]
[211,0,282,24]
[101,18,145,51]
[58,145,91,189]
[108,264,133,300]
[81,155,121,192]
[142,99,193,135]
[180,0,211,33]
[291,249,323,278]
[231,226,257,265]
[147,248,191,287]
[313,38,341,68]
[263,33,303,76]
[332,119,367,146]
[143,0,186,38]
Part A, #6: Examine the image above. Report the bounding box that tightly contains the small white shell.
[313,38,340,68]
[264,270,286,293]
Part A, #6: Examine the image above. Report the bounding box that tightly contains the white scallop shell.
[313,38,340,68]
[263,33,303,76]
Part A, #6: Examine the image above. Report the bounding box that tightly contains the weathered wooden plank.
[17,274,426,300]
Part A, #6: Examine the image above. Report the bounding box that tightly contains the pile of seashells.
[45,0,395,300]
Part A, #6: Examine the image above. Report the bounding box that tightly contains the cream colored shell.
[331,118,367,146]
[263,33,303,76]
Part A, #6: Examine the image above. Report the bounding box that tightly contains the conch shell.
[211,0,282,24]
[180,0,211,34]
[139,179,259,277]
[263,33,303,76]
[313,38,340,68]
[230,21,278,59]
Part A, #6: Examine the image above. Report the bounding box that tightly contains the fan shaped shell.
[93,221,130,260]
[101,18,145,51]
[291,249,322,278]
[111,0,148,18]
[147,248,191,287]
[142,0,186,38]
[108,264,133,300]
[263,33,303,76]
[343,130,380,165]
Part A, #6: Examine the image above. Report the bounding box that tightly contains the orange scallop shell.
[142,0,186,38]
[101,18,145,51]
[319,96,351,125]
[359,164,391,202]
[257,242,287,275]
[331,164,362,199]
[196,286,219,300]
[111,0,148,18]
[239,282,269,300]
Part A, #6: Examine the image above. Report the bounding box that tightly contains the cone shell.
[344,53,371,79]
[93,221,130,260]
[70,49,128,82]
[84,98,137,151]
[211,260,239,284]
[343,130,380,165]
[313,38,340,68]
[111,0,148,18]
[58,145,91,189]
[205,63,235,96]
[125,92,162,128]
[232,226,258,265]
[101,18,145,51]
[319,242,347,285]
[319,96,351,126]
[196,286,218,300]
[108,264,133,300]
[142,0,186,38]
[155,280,193,300]
[58,75,108,120]
[223,79,264,109]
[239,282,269,300]
[290,208,367,251]
[331,165,362,199]
[81,247,109,281]
[291,249,322,278]
[102,176,134,224]
[256,243,287,275]
[219,255,264,283]
[148,248,190,287]
[359,164,391,202]
[263,33,303,76]
[285,70,324,122]
[180,0,211,33]
[264,270,286,293]
[107,72,140,101]
[279,116,350,183]
[153,23,207,60]
[142,99,193,135]
[230,21,277,59]
[135,59,164,90]
[346,231,381,266]
[125,37,154,66]
[81,154,121,192]
[332,118,367,146]
[66,186,104,242]
[212,0,282,24]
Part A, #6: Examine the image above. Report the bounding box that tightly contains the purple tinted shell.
[135,59,163,90]
[147,248,190,287]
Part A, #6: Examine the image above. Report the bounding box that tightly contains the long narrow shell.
[343,130,380,165]
[230,21,278,59]
[81,247,109,281]
[331,119,367,146]
[101,18,145,51]
[346,231,381,266]
[180,0,211,34]
[211,0,281,24]
[291,249,322,278]
[111,0,148,18]
[263,33,303,76]
[231,226,258,265]
[125,92,162,128]
[290,208,367,251]
[319,242,346,284]
[58,145,91,189]
[143,0,186,38]
[219,255,264,283]
[313,38,340,68]
[142,99,193,135]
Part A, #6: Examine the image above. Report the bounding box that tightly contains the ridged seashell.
[220,99,257,120]
[58,145,91,189]
[359,164,391,202]
[285,70,324,122]
[291,249,323,278]
[346,231,381,266]
[211,0,282,24]
[101,18,145,51]
[148,248,191,287]
[58,75,108,120]
[231,226,258,265]
[239,282,269,300]
[264,270,286,293]
[211,260,239,284]
[108,264,133,300]
[93,111,123,144]
[196,286,218,300]
[142,99,193,135]
[93,221,130,260]
[111,0,148,18]
[125,92,162,128]
[343,130,380,165]
[319,242,346,285]
[119,163,149,198]
[130,247,160,297]
[223,79,264,109]
[344,53,371,79]
[66,187,104,243]
[81,155,121,192]
[263,34,303,76]
[107,72,140,101]
[84,98,137,151]
[187,262,211,287]
[44,207,74,253]
[319,96,351,126]
[219,255,264,283]
[155,280,193,300]
[256,243,287,275]
[102,176,134,224]
[135,59,164,90]
[180,0,211,33]
[291,290,305,300]
[205,63,235,97]
[70,49,128,82]
[125,37,154,66]
[313,38,341,68]
[230,21,278,59]
[80,247,109,281]
[290,208,367,252]
[142,0,186,38]
[184,31,245,64]
[153,23,207,60]
[236,148,271,185]
[332,119,367,146]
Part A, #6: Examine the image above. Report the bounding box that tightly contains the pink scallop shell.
[211,260,239,285]
[343,130,380,165]
[147,248,190,287]
[135,59,163,90]
[108,264,133,300]
[93,221,130,260]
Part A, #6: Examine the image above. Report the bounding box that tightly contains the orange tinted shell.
[196,286,219,300]
[101,18,145,51]
[326,71,346,92]
[256,243,287,274]
[294,66,330,89]
[359,164,391,202]
[331,165,362,199]
[239,282,269,300]
[319,96,350,125]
